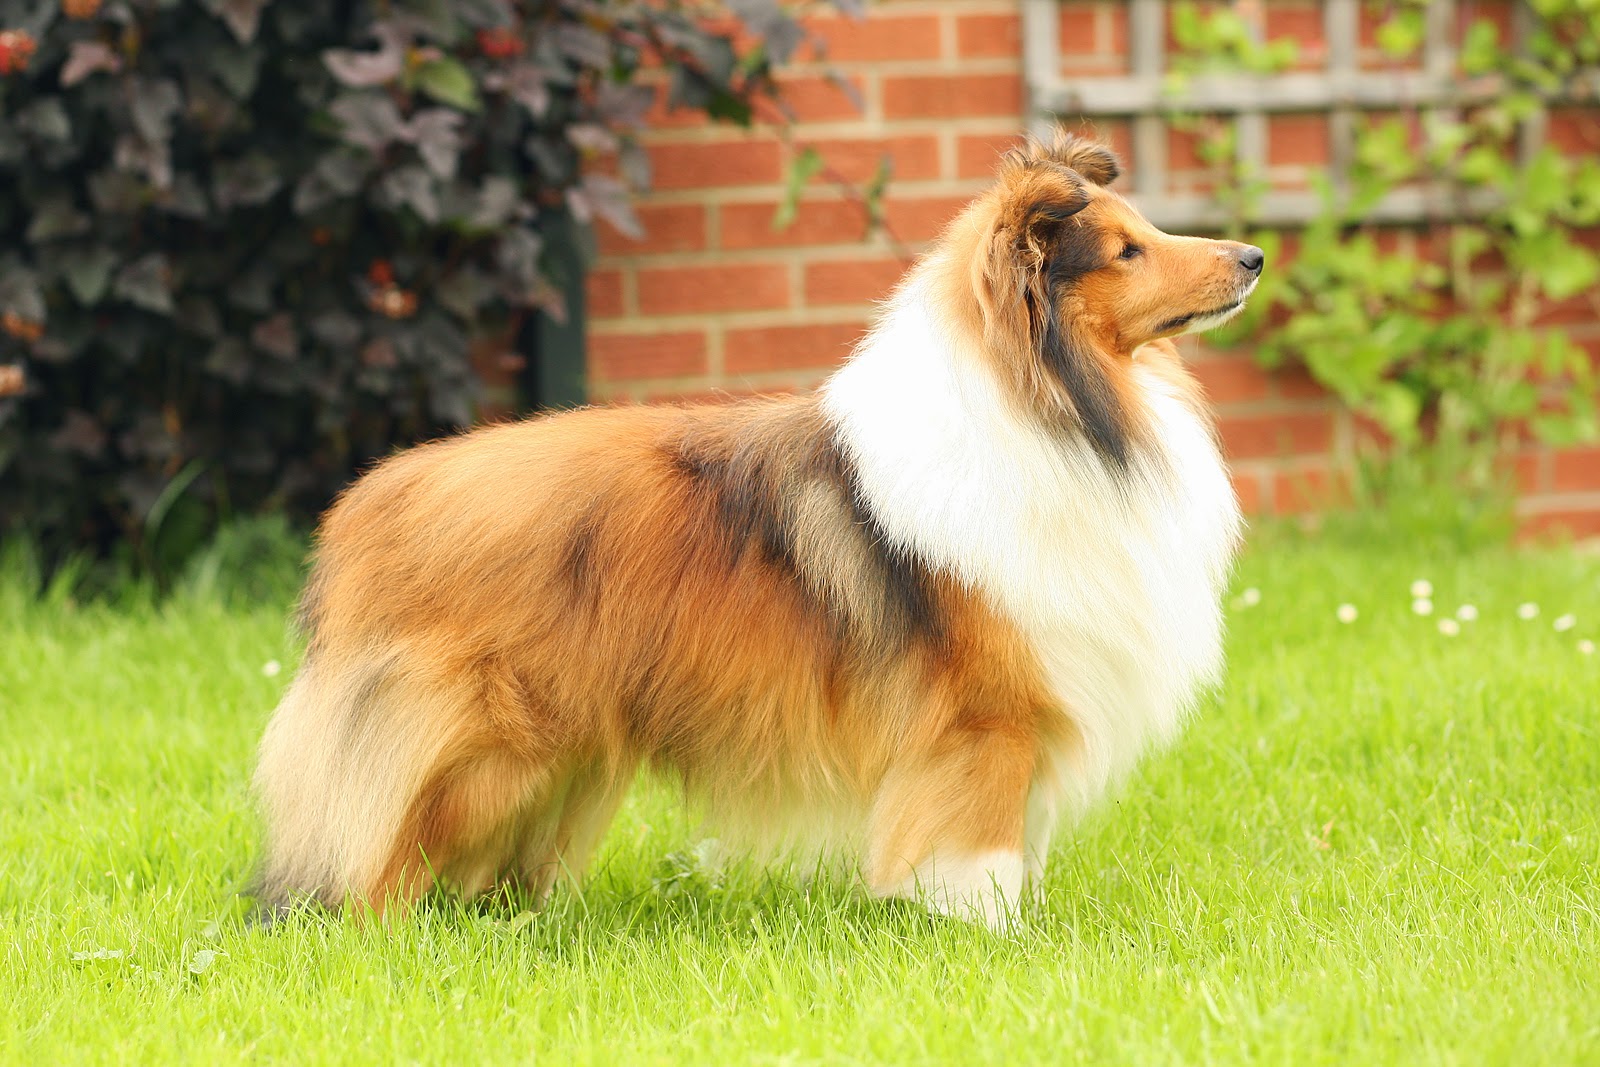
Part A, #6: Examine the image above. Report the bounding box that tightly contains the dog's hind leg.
[512,758,633,905]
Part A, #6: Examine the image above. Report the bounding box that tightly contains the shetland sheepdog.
[253,132,1257,928]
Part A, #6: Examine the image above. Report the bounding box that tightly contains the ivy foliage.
[1170,0,1600,484]
[0,0,854,575]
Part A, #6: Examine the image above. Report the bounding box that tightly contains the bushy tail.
[251,653,451,915]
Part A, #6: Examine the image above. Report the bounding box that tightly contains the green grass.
[2,527,1598,1065]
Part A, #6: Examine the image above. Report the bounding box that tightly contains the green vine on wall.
[1168,0,1600,496]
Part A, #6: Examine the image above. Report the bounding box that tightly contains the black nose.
[1239,246,1265,274]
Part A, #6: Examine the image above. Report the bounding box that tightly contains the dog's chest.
[826,337,1241,797]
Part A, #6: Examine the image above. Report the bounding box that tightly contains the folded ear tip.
[1033,129,1121,187]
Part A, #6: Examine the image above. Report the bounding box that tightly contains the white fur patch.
[877,849,1026,930]
[824,271,1243,855]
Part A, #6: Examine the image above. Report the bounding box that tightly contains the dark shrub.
[0,0,847,576]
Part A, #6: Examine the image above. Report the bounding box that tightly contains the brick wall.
[586,0,1600,536]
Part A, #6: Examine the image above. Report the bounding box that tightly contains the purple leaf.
[380,165,440,223]
[553,23,612,69]
[212,153,282,209]
[129,78,182,142]
[566,123,618,155]
[251,312,298,359]
[619,141,653,191]
[491,62,551,119]
[573,174,642,240]
[361,337,398,368]
[57,248,118,305]
[203,0,272,44]
[112,254,175,315]
[406,108,465,179]
[329,92,405,152]
[61,41,122,88]
[323,24,405,88]
[113,134,173,190]
[468,176,522,229]
[0,268,46,323]
[596,82,654,128]
[51,411,108,457]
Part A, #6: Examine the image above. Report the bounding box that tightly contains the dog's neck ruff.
[821,274,1243,813]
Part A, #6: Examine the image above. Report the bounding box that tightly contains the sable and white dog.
[253,132,1256,928]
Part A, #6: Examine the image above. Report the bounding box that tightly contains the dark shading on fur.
[669,404,945,651]
[1032,223,1132,468]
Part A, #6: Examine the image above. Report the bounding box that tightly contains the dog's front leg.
[864,723,1032,930]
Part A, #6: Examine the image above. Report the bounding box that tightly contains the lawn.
[2,526,1597,1065]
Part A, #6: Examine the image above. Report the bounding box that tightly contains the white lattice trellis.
[1022,0,1598,229]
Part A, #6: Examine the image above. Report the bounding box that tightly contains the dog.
[252,131,1255,928]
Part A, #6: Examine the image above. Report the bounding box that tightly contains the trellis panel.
[1022,0,1594,230]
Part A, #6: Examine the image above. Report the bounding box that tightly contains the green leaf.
[415,58,481,113]
[1375,11,1424,57]
[773,147,824,232]
[1459,17,1501,75]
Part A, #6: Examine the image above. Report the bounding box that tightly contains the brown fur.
[251,131,1255,918]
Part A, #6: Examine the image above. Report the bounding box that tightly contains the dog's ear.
[1022,131,1121,187]
[995,153,1091,260]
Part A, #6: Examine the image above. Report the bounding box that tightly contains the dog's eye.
[1118,243,1143,260]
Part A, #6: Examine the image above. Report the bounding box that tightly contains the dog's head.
[956,131,1262,463]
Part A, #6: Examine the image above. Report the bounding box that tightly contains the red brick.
[804,14,941,62]
[725,322,867,374]
[958,132,1029,179]
[1107,4,1129,55]
[1057,3,1099,53]
[596,203,707,256]
[636,263,789,315]
[1168,122,1219,171]
[586,269,624,319]
[1273,465,1350,514]
[799,135,941,183]
[1466,4,1517,55]
[648,139,782,191]
[773,73,867,122]
[804,257,909,307]
[882,74,1023,121]
[883,195,973,243]
[645,81,710,130]
[1273,364,1329,401]
[1232,470,1264,514]
[1191,356,1273,404]
[1553,447,1600,492]
[1518,506,1600,542]
[589,330,707,381]
[1548,107,1600,155]
[957,13,1020,58]
[1501,450,1545,495]
[720,199,868,251]
[1264,4,1326,68]
[1216,411,1335,459]
[1269,113,1330,167]
[1536,291,1600,327]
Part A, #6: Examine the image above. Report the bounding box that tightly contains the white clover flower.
[1410,579,1433,598]
[1237,587,1261,608]
[1455,604,1478,622]
[262,660,282,678]
[1553,614,1577,632]
[1579,639,1596,656]
[1336,604,1358,624]
[1412,598,1434,616]
[1437,618,1460,636]
[1518,603,1540,620]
